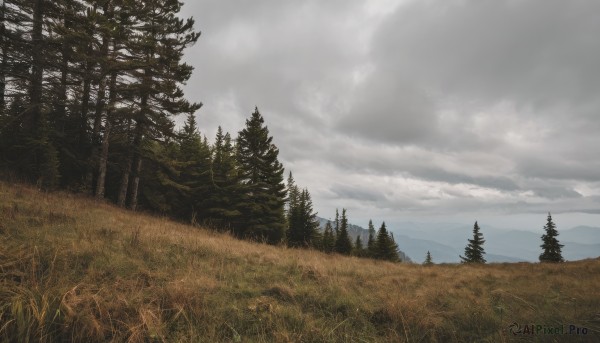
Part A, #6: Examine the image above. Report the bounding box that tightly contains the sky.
[179,0,600,231]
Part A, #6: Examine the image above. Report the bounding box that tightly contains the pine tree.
[205,127,241,230]
[375,222,400,262]
[334,208,340,237]
[301,190,319,246]
[539,213,564,263]
[286,172,300,217]
[460,221,486,263]
[286,171,300,237]
[118,0,201,210]
[174,113,212,222]
[335,208,353,255]
[423,251,433,266]
[0,0,61,189]
[367,219,376,257]
[288,188,320,248]
[95,0,136,199]
[354,235,365,257]
[322,221,335,253]
[236,107,287,244]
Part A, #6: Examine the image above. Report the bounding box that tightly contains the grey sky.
[180,0,600,230]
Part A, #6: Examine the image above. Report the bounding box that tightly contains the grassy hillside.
[1,181,599,342]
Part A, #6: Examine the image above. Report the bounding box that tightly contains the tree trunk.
[127,119,144,210]
[53,4,71,134]
[79,73,91,146]
[27,0,59,189]
[84,7,112,192]
[26,0,44,133]
[95,71,117,199]
[0,0,6,113]
[95,118,111,199]
[117,156,132,207]
[84,72,107,191]
[128,154,142,211]
[117,117,134,207]
[127,57,151,210]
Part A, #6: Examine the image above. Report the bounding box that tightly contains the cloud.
[338,70,438,144]
[179,0,600,228]
[372,0,600,111]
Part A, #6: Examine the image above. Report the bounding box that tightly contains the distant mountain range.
[316,217,600,264]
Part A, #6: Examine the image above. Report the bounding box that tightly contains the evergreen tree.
[285,171,300,236]
[173,113,212,222]
[287,192,303,247]
[460,221,486,263]
[95,0,137,199]
[335,208,353,255]
[288,188,320,248]
[423,251,433,266]
[0,0,61,189]
[205,127,241,230]
[367,219,376,257]
[334,208,340,237]
[136,138,180,214]
[354,235,365,257]
[322,221,335,253]
[539,213,564,263]
[286,171,300,217]
[375,222,400,262]
[117,0,201,210]
[236,107,287,244]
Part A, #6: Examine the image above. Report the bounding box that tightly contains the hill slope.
[1,181,599,342]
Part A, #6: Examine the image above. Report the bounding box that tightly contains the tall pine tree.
[322,221,335,253]
[205,126,241,230]
[423,251,433,266]
[174,113,212,222]
[460,221,486,263]
[539,213,564,263]
[236,107,286,244]
[375,222,400,262]
[287,188,320,248]
[354,235,365,257]
[117,0,201,210]
[367,219,376,257]
[335,208,353,255]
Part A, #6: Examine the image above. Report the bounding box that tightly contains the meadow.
[1,181,598,342]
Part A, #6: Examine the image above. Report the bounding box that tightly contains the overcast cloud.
[180,0,600,230]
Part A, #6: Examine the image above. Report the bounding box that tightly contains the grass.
[0,180,599,342]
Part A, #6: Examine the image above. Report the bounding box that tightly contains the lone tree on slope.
[460,221,486,264]
[539,213,564,263]
[423,251,433,266]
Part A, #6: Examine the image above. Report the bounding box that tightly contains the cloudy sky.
[179,0,600,230]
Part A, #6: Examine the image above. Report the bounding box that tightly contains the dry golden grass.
[1,180,599,342]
